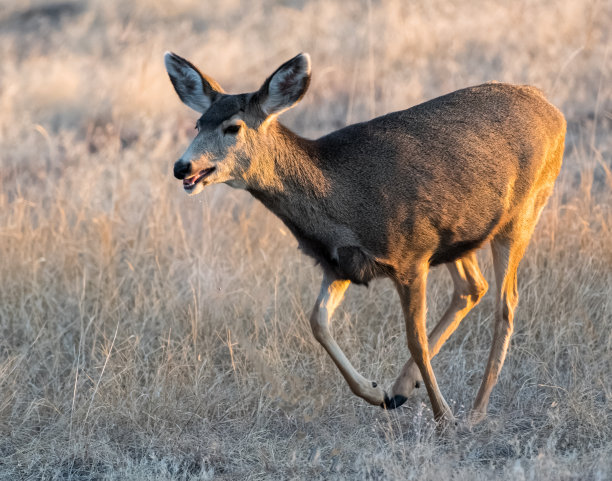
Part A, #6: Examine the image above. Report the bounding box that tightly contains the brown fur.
[165,52,566,426]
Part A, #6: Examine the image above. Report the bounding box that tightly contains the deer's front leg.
[395,266,455,426]
[310,272,386,405]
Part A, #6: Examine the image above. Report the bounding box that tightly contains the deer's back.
[309,82,565,275]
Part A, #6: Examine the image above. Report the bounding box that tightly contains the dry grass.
[1,0,611,479]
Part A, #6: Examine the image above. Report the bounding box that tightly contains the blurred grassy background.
[0,0,611,479]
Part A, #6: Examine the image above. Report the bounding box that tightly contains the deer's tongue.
[182,167,215,186]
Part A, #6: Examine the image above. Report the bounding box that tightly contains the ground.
[0,0,611,479]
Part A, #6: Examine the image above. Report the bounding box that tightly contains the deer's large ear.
[256,53,311,116]
[164,52,224,113]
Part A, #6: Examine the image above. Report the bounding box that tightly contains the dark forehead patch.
[199,94,248,128]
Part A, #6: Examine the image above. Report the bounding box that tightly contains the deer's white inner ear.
[261,53,311,116]
[164,52,212,113]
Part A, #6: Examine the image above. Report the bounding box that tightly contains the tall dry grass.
[0,0,611,479]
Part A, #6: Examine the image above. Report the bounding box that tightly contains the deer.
[164,51,565,428]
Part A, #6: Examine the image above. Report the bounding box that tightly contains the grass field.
[1,0,611,479]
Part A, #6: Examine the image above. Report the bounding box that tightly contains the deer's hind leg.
[468,188,552,425]
[387,252,488,408]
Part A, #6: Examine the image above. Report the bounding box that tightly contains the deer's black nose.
[174,160,191,179]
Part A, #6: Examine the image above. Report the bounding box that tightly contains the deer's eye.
[195,122,200,132]
[223,124,241,135]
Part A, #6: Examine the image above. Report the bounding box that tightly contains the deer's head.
[165,52,311,195]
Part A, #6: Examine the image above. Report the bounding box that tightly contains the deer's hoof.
[380,393,408,410]
[467,409,487,427]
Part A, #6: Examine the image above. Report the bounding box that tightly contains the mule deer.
[164,52,565,426]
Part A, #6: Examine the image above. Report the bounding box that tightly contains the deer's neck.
[243,122,328,200]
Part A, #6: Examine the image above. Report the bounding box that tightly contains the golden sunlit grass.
[0,0,611,479]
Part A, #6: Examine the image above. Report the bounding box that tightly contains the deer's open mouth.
[183,167,216,191]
